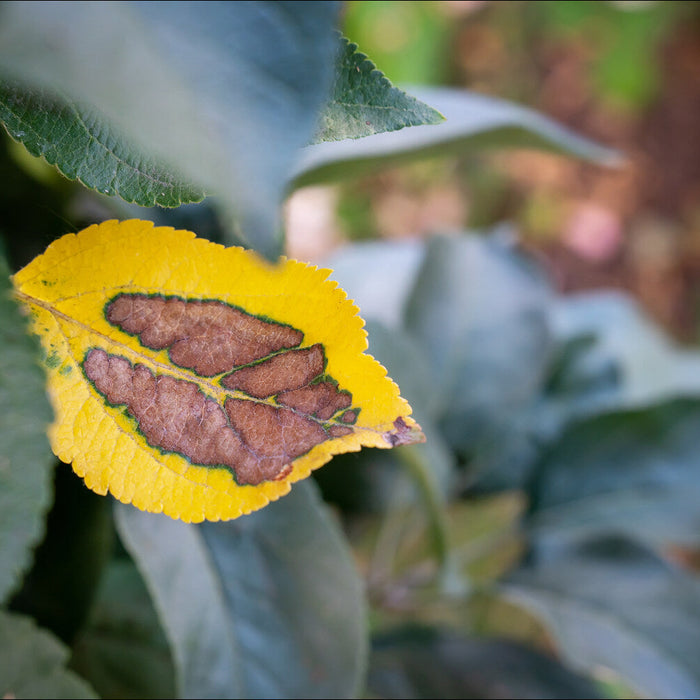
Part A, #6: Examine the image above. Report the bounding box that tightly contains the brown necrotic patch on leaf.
[221,344,325,398]
[105,294,303,376]
[383,417,423,447]
[328,425,354,438]
[224,398,329,481]
[340,410,358,424]
[278,382,352,420]
[82,348,350,486]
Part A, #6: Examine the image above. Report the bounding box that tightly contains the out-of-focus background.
[288,0,700,341]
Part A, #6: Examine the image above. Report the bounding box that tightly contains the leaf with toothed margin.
[11,219,423,523]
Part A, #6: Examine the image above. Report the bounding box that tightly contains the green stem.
[394,444,452,584]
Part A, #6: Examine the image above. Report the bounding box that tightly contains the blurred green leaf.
[313,35,444,143]
[0,80,204,207]
[404,232,553,456]
[316,320,454,517]
[551,292,700,407]
[0,610,96,699]
[368,625,602,699]
[503,536,700,699]
[115,480,366,699]
[527,398,700,551]
[0,252,53,603]
[0,1,340,259]
[293,87,620,188]
[327,239,426,329]
[70,558,176,700]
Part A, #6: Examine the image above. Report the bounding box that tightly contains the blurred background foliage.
[4,1,700,698]
[289,0,700,341]
[285,2,700,698]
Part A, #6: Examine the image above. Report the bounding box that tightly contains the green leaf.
[293,86,620,188]
[327,239,426,330]
[369,625,602,699]
[315,320,454,515]
[115,480,366,699]
[0,80,204,207]
[312,36,444,143]
[0,252,53,603]
[503,537,700,699]
[551,291,700,407]
[404,233,553,457]
[9,465,113,644]
[528,399,700,551]
[70,558,176,700]
[0,1,341,259]
[0,610,96,699]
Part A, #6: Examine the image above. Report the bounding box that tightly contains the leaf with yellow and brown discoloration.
[12,219,424,522]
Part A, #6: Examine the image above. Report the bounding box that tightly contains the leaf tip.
[383,416,425,447]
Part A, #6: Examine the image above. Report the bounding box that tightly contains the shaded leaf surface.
[0,1,341,258]
[0,80,204,207]
[0,610,96,699]
[313,36,443,143]
[70,559,176,700]
[294,86,619,188]
[0,253,53,603]
[115,480,366,699]
[504,537,700,699]
[369,625,601,699]
[528,399,700,550]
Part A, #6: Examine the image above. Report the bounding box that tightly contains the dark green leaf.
[9,464,113,644]
[528,399,700,550]
[0,610,96,699]
[0,81,204,207]
[115,480,366,699]
[0,253,53,603]
[313,36,444,143]
[0,1,341,259]
[293,87,620,188]
[369,625,601,699]
[504,537,700,698]
[70,558,176,700]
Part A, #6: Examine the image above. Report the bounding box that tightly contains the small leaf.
[0,80,204,207]
[294,87,620,188]
[0,610,96,699]
[503,537,700,699]
[12,219,423,522]
[115,480,367,699]
[312,36,444,143]
[0,251,53,603]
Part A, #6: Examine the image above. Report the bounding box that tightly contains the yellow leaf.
[12,219,424,522]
